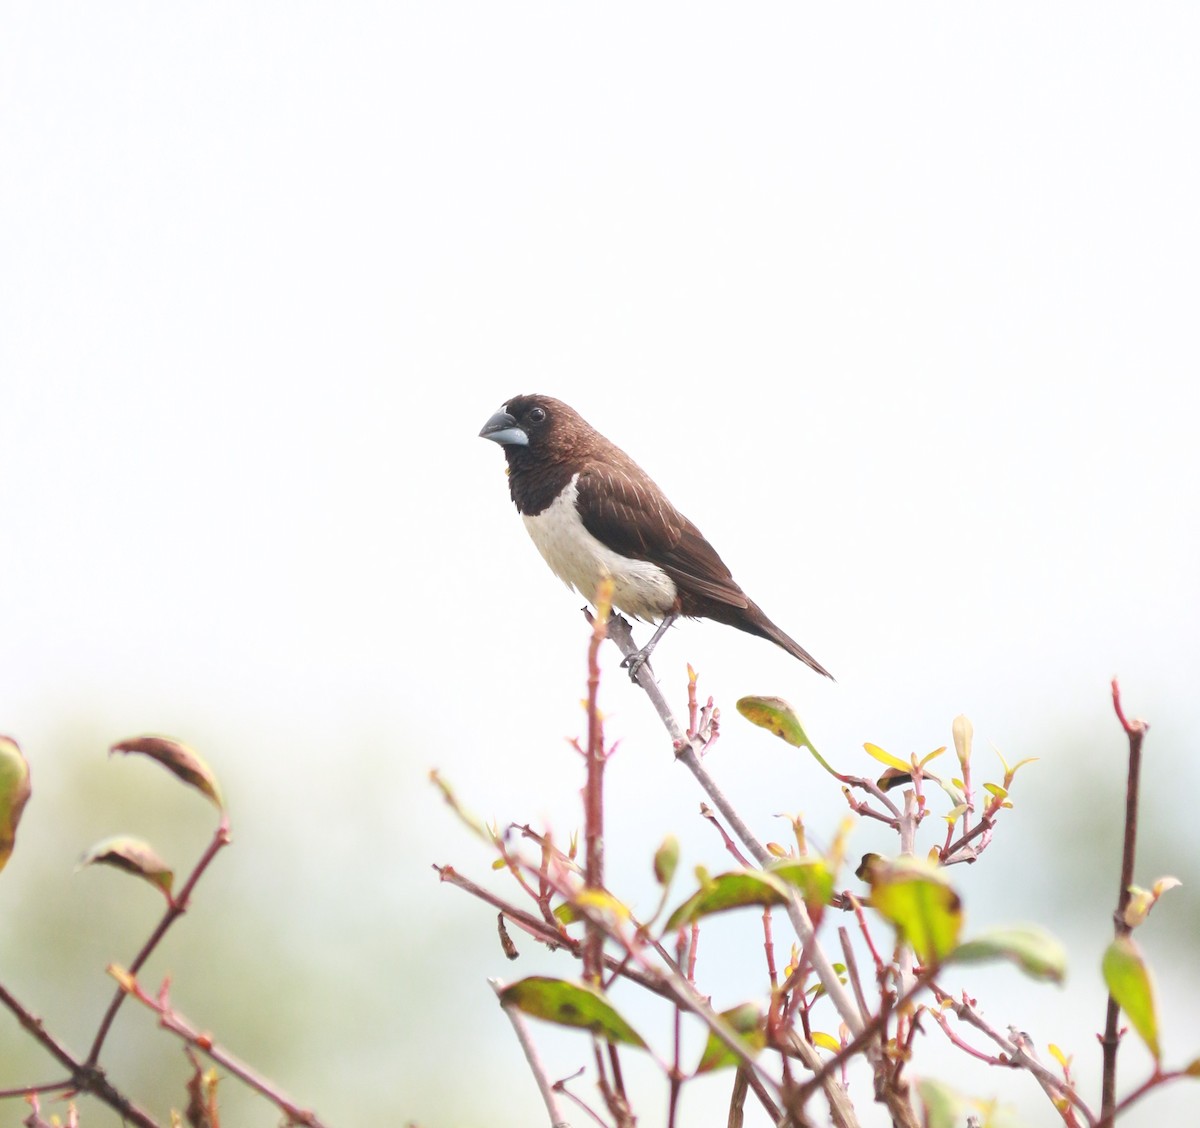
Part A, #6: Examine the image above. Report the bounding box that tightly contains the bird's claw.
[620,649,653,681]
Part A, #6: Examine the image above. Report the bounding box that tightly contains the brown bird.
[479,394,832,679]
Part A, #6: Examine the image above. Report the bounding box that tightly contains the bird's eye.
[528,407,547,423]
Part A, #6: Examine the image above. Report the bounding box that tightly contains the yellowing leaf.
[1048,1043,1072,1071]
[863,743,910,773]
[810,1031,841,1052]
[498,976,646,1047]
[920,746,947,767]
[572,888,631,922]
[736,697,838,775]
[553,902,581,925]
[1125,876,1183,928]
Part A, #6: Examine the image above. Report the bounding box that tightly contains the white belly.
[522,476,677,621]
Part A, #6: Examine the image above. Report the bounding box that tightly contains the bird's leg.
[620,613,677,681]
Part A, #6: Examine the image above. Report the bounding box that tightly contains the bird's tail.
[746,605,835,680]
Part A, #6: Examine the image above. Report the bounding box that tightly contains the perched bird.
[479,394,832,680]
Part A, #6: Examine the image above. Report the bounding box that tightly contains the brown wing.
[575,463,751,611]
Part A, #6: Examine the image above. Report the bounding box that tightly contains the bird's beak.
[479,410,529,447]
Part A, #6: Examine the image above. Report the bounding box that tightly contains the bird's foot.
[620,647,654,682]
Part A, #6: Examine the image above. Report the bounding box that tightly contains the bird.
[479,393,833,680]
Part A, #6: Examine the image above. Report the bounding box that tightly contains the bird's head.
[479,394,578,465]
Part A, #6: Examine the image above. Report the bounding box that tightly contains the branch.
[0,984,160,1127]
[433,864,673,999]
[582,584,610,984]
[108,967,327,1128]
[87,815,232,1066]
[490,979,571,1128]
[605,615,866,1041]
[1099,677,1149,1127]
[932,984,1094,1125]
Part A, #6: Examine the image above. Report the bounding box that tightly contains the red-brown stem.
[763,906,779,990]
[1099,678,1149,1127]
[929,1009,1006,1065]
[668,930,685,1128]
[433,865,673,998]
[940,813,996,864]
[87,814,231,1067]
[114,971,325,1127]
[1114,1068,1190,1120]
[931,982,1091,1124]
[0,987,159,1127]
[700,804,753,867]
[845,892,887,973]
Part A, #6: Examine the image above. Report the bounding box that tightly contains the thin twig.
[490,979,571,1128]
[606,615,865,1040]
[433,864,674,999]
[931,983,1094,1124]
[87,815,232,1066]
[109,967,327,1128]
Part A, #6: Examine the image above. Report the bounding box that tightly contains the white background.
[2,5,1198,1126]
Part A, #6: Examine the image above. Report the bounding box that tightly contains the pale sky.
[2,6,1198,1127]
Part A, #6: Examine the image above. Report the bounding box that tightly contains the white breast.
[522,475,677,621]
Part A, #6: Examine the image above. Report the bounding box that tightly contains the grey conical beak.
[479,410,529,447]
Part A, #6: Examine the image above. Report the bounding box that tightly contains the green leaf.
[498,976,647,1047]
[951,925,1067,983]
[917,1078,963,1128]
[694,1003,765,1073]
[917,1080,1017,1128]
[110,736,224,810]
[0,736,32,874]
[553,901,581,925]
[770,858,835,914]
[864,857,963,965]
[571,888,631,924]
[735,697,839,775]
[79,836,175,899]
[665,870,792,931]
[1102,936,1159,1062]
[654,835,680,886]
[863,743,911,773]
